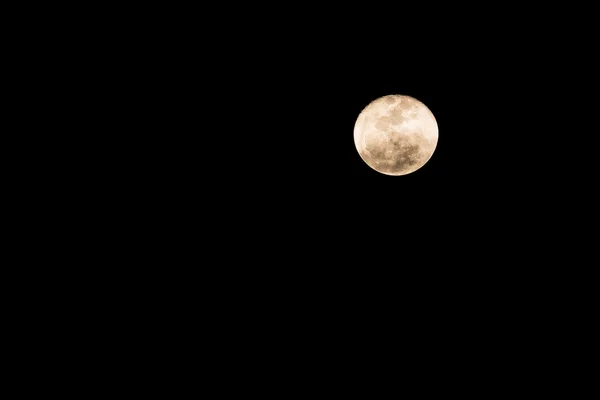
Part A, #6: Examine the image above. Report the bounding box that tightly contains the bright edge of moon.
[354,94,438,176]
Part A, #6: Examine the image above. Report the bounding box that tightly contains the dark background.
[147,10,579,186]
[21,4,595,288]
[74,5,596,259]
[55,4,592,187]
[10,5,596,380]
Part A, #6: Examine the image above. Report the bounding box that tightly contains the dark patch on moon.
[389,107,405,124]
[375,117,391,130]
[398,99,417,112]
[360,130,430,175]
[391,143,421,171]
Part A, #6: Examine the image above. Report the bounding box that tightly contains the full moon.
[354,94,438,176]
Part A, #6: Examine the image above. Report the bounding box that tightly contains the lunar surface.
[354,94,438,176]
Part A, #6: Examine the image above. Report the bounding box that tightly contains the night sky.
[139,6,587,187]
[49,5,594,372]
[114,4,594,271]
[20,5,594,381]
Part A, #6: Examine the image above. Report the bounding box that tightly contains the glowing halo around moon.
[354,94,438,176]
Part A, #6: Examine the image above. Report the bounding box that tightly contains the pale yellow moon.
[354,94,438,176]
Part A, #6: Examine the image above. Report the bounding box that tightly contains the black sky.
[33,4,596,346]
[101,4,598,265]
[17,5,596,370]
[130,5,594,184]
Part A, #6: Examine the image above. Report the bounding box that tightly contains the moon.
[354,94,438,176]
